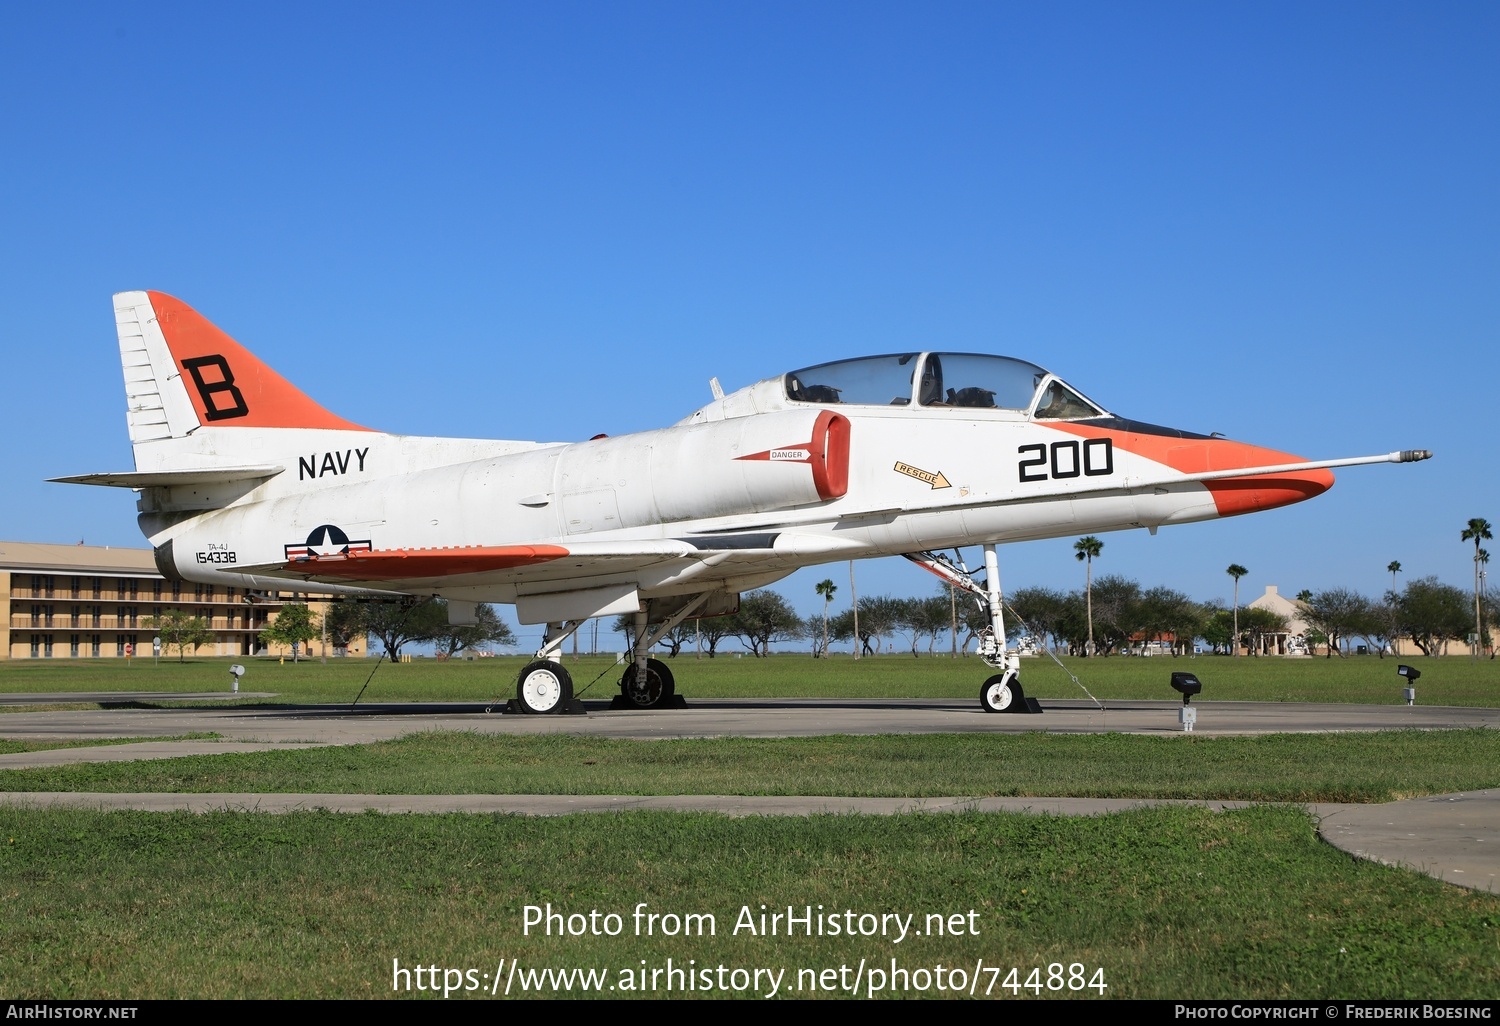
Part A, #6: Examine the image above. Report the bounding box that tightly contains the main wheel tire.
[619,657,676,709]
[980,673,1024,713]
[517,659,573,714]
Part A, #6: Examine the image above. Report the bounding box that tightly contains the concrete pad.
[1312,789,1500,892]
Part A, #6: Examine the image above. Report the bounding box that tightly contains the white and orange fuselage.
[62,291,1424,632]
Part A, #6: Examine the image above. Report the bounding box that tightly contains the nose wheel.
[980,671,1024,713]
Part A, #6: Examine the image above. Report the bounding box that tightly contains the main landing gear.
[515,595,708,713]
[613,599,703,710]
[619,657,675,708]
[514,618,586,714]
[517,659,573,714]
[903,544,1043,715]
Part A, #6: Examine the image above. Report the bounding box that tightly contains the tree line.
[618,575,1493,660]
[141,571,1485,664]
[140,598,517,662]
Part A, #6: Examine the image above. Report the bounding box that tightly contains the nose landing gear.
[904,544,1043,714]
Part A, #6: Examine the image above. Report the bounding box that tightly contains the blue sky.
[2,2,1495,647]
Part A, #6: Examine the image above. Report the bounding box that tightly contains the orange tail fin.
[139,291,370,432]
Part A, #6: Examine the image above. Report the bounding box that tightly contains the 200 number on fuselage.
[1017,438,1113,482]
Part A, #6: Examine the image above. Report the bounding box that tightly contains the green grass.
[3,657,1497,1000]
[0,733,220,756]
[3,730,1497,803]
[2,805,1496,999]
[2,652,1498,706]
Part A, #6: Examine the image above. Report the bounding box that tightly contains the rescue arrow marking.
[894,461,951,489]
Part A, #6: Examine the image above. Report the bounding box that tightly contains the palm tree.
[1226,564,1248,656]
[1074,536,1103,656]
[1462,519,1492,659]
[815,579,837,658]
[1387,560,1402,596]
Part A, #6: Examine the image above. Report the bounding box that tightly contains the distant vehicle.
[59,292,1429,713]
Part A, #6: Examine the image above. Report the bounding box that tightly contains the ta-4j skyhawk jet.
[58,292,1430,713]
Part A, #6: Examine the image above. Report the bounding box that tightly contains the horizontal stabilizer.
[50,466,285,489]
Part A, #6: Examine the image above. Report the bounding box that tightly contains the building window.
[43,635,54,658]
[70,635,80,658]
[90,635,101,657]
[71,577,82,598]
[71,605,81,627]
[153,580,163,599]
[93,577,102,599]
[172,581,180,600]
[30,635,39,658]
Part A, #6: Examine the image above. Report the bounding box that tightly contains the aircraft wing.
[236,539,697,585]
[230,535,815,599]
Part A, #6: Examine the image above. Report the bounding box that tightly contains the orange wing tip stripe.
[147,291,373,432]
[287,545,569,579]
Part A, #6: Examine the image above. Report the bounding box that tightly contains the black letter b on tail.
[182,355,249,421]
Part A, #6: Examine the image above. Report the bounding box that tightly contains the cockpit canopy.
[783,353,1105,419]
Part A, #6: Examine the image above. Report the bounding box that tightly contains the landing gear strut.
[616,597,706,709]
[904,544,1042,714]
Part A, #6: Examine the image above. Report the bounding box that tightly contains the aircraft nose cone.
[1201,439,1334,517]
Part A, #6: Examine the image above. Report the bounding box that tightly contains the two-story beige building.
[1,540,363,660]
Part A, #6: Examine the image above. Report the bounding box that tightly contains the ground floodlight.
[1170,671,1202,706]
[1396,664,1418,706]
[229,663,245,694]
